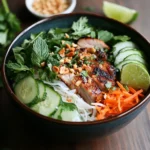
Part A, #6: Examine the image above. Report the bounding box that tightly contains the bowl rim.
[2,12,150,126]
[25,0,77,18]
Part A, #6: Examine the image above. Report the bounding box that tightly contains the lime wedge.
[121,63,150,92]
[103,1,138,23]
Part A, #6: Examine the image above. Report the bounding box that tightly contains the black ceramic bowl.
[2,13,150,140]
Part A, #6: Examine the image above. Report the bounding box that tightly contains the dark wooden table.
[0,0,150,149]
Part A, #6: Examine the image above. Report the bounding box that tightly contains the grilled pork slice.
[91,61,116,90]
[77,38,110,50]
[59,74,101,104]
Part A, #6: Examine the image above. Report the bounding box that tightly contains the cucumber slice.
[52,103,82,122]
[61,109,82,122]
[113,41,137,57]
[124,54,146,64]
[117,47,134,53]
[37,81,46,101]
[52,106,62,120]
[114,49,142,65]
[14,76,38,104]
[31,86,61,116]
[116,60,145,70]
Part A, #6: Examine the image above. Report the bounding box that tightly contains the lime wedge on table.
[103,1,138,23]
[121,63,150,92]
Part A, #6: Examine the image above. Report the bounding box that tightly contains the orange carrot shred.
[129,87,144,97]
[116,81,126,91]
[124,89,143,102]
[95,82,144,121]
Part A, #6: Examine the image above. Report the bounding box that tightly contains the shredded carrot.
[124,89,143,102]
[129,87,144,97]
[96,81,144,120]
[116,81,126,91]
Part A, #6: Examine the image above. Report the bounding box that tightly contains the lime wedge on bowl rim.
[103,1,138,23]
[121,63,150,92]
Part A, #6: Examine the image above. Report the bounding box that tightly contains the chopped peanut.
[61,40,65,45]
[41,62,46,67]
[73,64,77,69]
[75,80,82,86]
[88,78,92,84]
[72,43,78,47]
[64,57,71,63]
[66,51,75,57]
[32,0,70,15]
[70,68,75,73]
[59,48,65,57]
[65,33,69,38]
[82,64,87,69]
[99,64,103,69]
[70,47,75,51]
[78,67,82,72]
[66,43,71,49]
[52,66,59,73]
[60,59,64,64]
[59,66,69,74]
[87,47,96,53]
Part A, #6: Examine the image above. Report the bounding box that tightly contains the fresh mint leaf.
[13,46,24,53]
[31,37,49,67]
[14,53,24,65]
[47,56,60,66]
[71,17,92,37]
[6,62,29,72]
[113,35,130,42]
[98,30,114,42]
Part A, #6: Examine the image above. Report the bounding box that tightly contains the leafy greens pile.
[6,17,130,85]
[0,0,21,87]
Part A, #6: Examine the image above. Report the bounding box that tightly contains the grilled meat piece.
[58,38,116,104]
[60,74,101,104]
[92,61,116,90]
[97,50,107,61]
[77,38,110,50]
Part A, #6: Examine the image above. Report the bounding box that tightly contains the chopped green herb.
[6,62,29,73]
[31,37,49,67]
[47,56,60,66]
[105,81,112,89]
[71,17,92,38]
[80,70,89,77]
